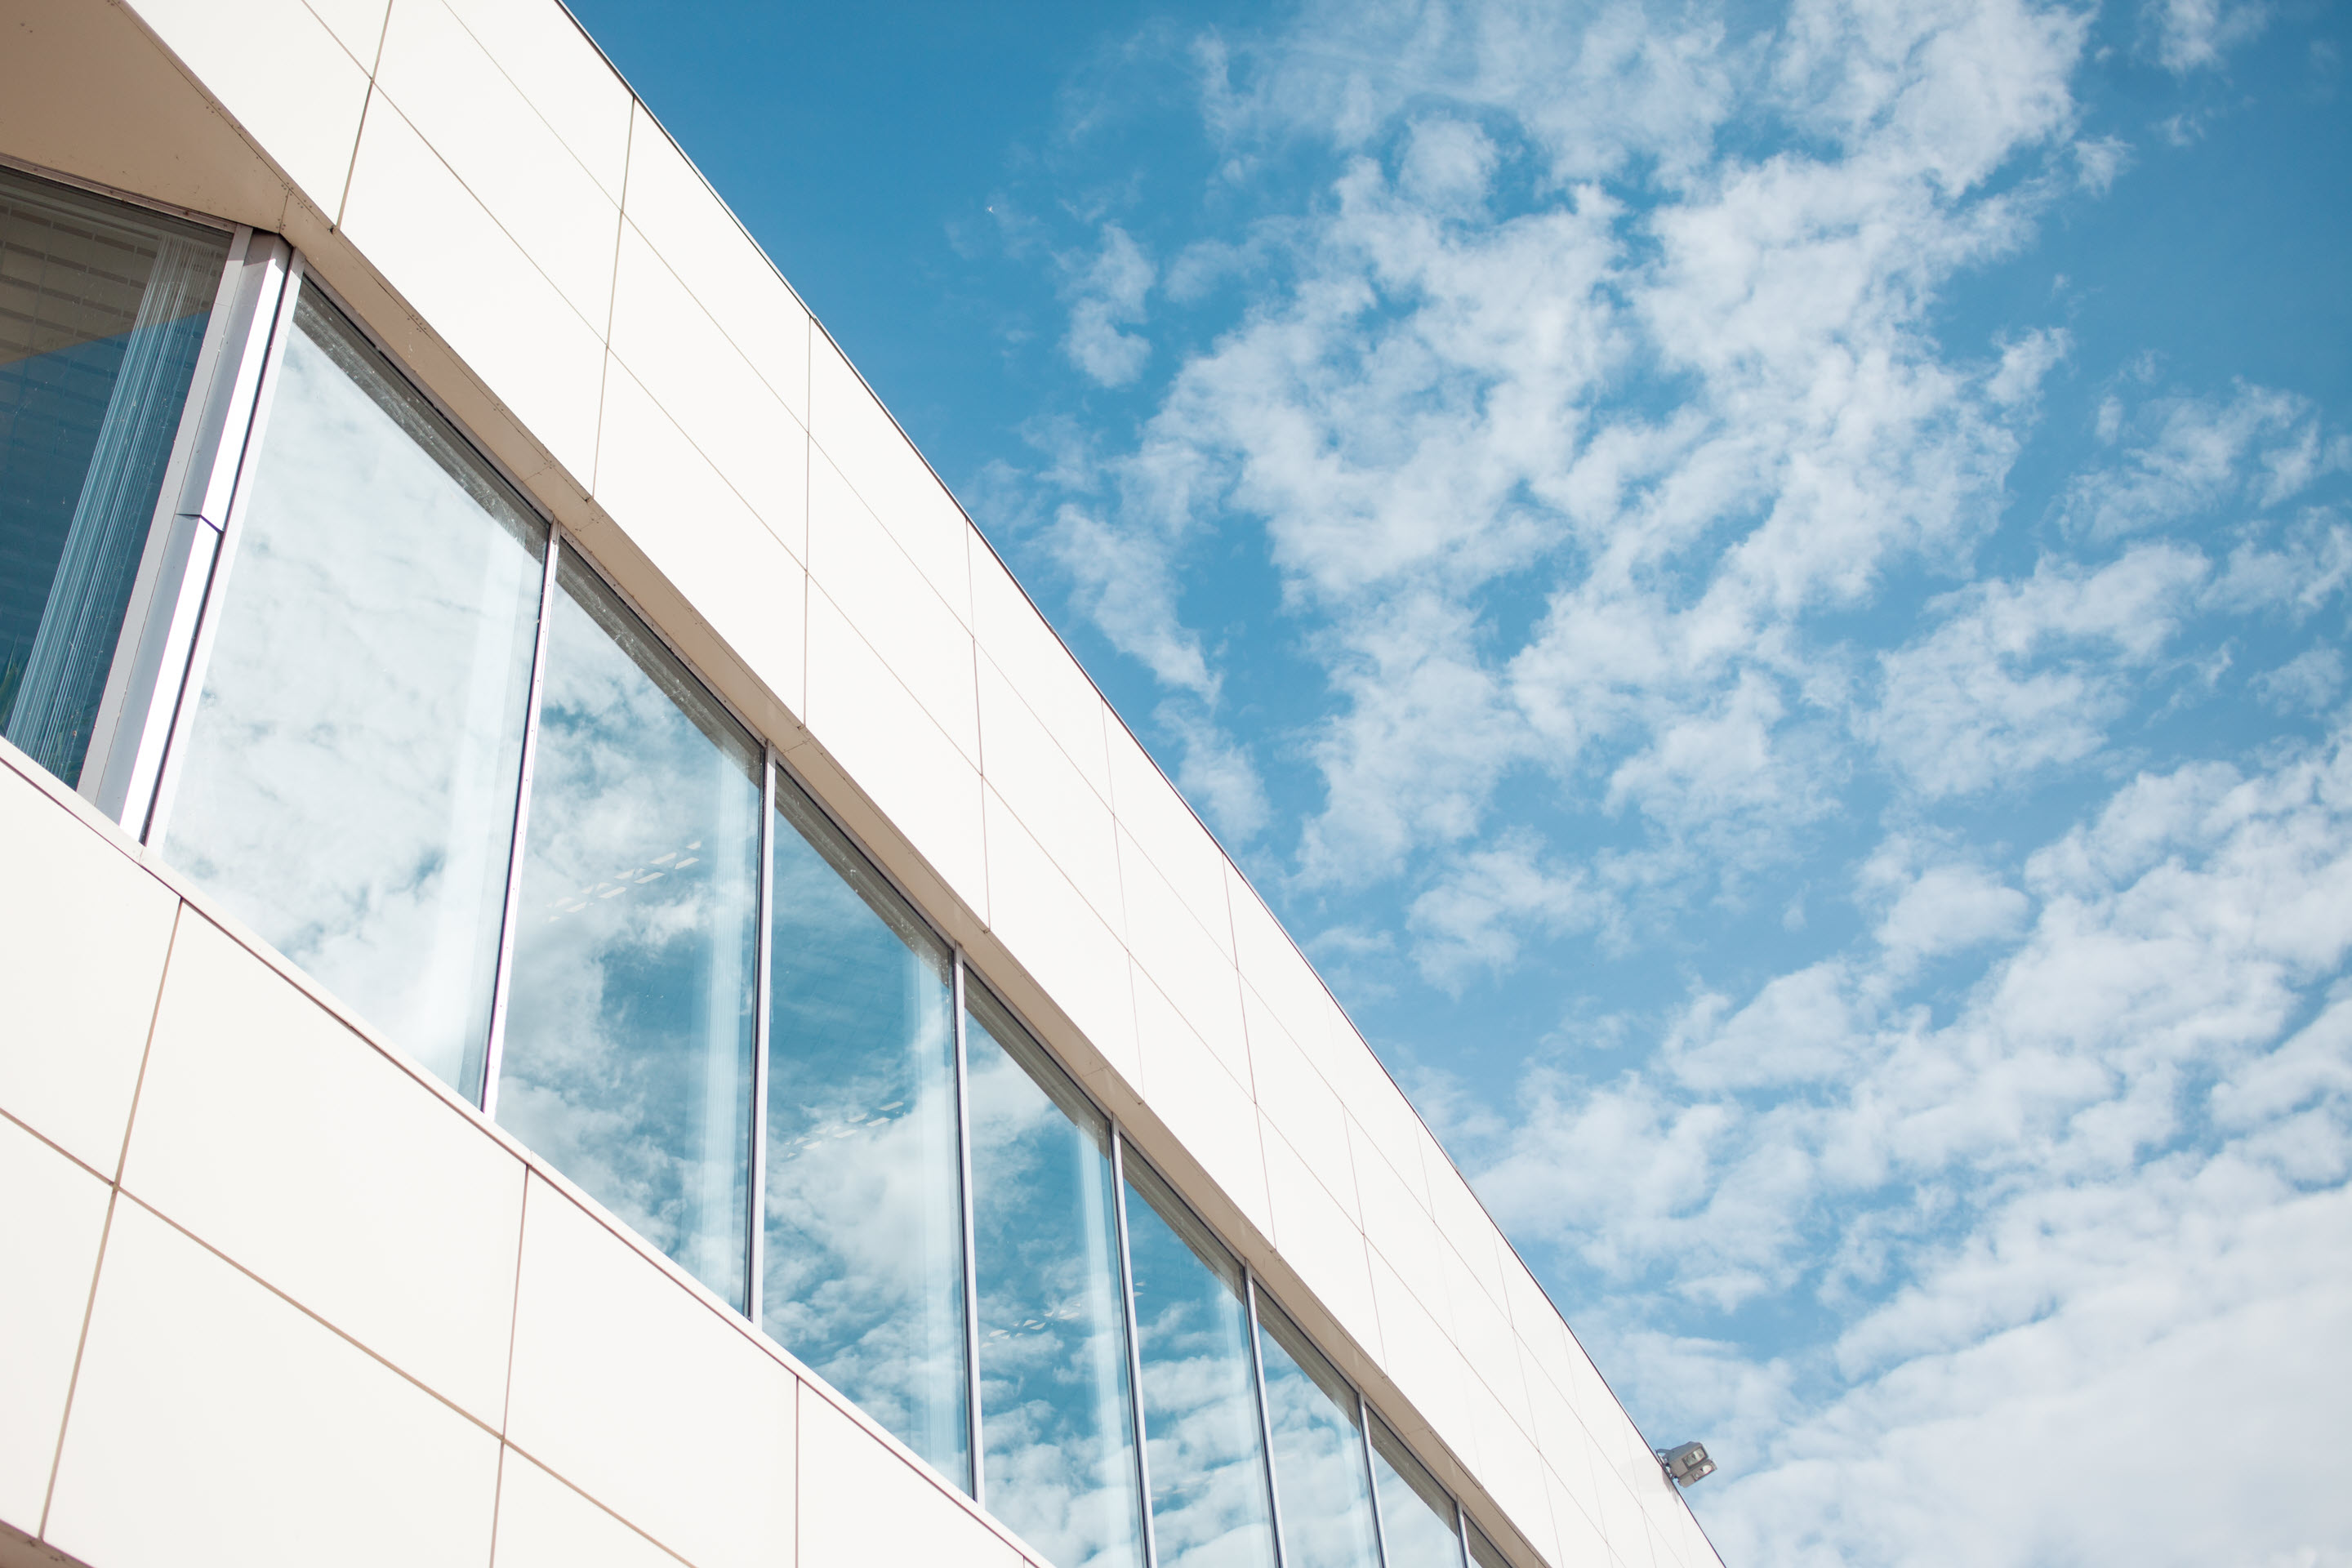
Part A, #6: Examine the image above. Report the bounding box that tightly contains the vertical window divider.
[1362,1391,1394,1568]
[747,745,777,1325]
[1453,1499,1472,1568]
[951,947,984,1503]
[1111,1131,1160,1568]
[1245,1269,1291,1568]
[136,243,303,849]
[477,523,563,1117]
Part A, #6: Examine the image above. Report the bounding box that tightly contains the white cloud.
[1062,223,1156,386]
[2253,647,2347,715]
[1864,544,2210,797]
[2144,0,2273,74]
[2061,382,2345,540]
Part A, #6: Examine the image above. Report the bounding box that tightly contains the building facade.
[0,3,1725,1567]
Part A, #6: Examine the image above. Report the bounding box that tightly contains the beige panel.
[1117,829,1246,1085]
[440,0,631,199]
[1352,1130,1455,1330]
[506,1179,795,1568]
[978,658,1120,928]
[594,359,808,724]
[125,0,372,213]
[1545,1462,1613,1568]
[0,1120,109,1532]
[1243,988,1356,1223]
[1425,1157,1512,1311]
[373,0,618,327]
[492,1450,687,1568]
[1367,1250,1474,1457]
[1103,723,1231,956]
[803,589,987,921]
[1259,1128,1381,1365]
[0,758,176,1175]
[970,542,1112,801]
[1442,1241,1535,1436]
[1226,871,1334,1079]
[1466,1375,1559,1567]
[610,224,808,552]
[808,453,978,764]
[798,1387,1022,1568]
[46,1198,501,1568]
[621,113,810,425]
[1499,1253,1581,1403]
[1131,974,1270,1238]
[341,96,605,480]
[807,333,969,622]
[1315,1003,1435,1216]
[980,789,1140,1093]
[301,0,389,62]
[121,913,524,1426]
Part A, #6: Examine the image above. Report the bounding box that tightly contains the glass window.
[495,552,761,1308]
[1,166,226,784]
[967,984,1145,1568]
[1123,1155,1278,1568]
[1464,1520,1510,1568]
[761,771,968,1484]
[1255,1293,1380,1568]
[162,289,542,1092]
[1370,1417,1463,1568]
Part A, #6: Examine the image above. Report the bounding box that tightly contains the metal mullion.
[1362,1392,1394,1568]
[1453,1499,1472,1568]
[952,949,984,1503]
[477,523,563,1117]
[1111,1132,1160,1568]
[746,746,777,1326]
[1245,1270,1290,1568]
[140,243,303,849]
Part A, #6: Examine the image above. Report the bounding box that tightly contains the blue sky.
[568,1,2351,1561]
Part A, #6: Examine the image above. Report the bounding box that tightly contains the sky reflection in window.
[497,553,760,1308]
[1125,1157,1278,1568]
[1256,1293,1380,1568]
[969,985,1146,1568]
[762,771,969,1486]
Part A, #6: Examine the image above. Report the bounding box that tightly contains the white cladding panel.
[4,0,1727,1557]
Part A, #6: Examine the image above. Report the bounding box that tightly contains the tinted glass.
[1124,1157,1278,1568]
[969,987,1145,1568]
[762,772,968,1485]
[1,166,225,783]
[1370,1419,1463,1568]
[1256,1294,1379,1568]
[497,553,761,1307]
[165,290,542,1090]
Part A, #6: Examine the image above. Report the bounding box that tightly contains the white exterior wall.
[0,2,1721,1566]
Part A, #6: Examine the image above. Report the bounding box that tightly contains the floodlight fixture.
[1658,1441,1716,1486]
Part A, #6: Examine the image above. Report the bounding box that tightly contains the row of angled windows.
[0,162,1516,1568]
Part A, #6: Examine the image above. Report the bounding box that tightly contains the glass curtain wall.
[763,770,969,1483]
[1256,1293,1383,1568]
[1123,1155,1280,1568]
[163,292,544,1091]
[1370,1418,1467,1568]
[0,166,226,785]
[495,552,763,1310]
[966,983,1147,1568]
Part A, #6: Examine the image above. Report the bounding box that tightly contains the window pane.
[1255,1294,1379,1568]
[968,985,1144,1568]
[1123,1156,1278,1568]
[164,289,541,1091]
[1370,1419,1462,1568]
[497,553,760,1308]
[762,772,968,1485]
[1,166,225,784]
